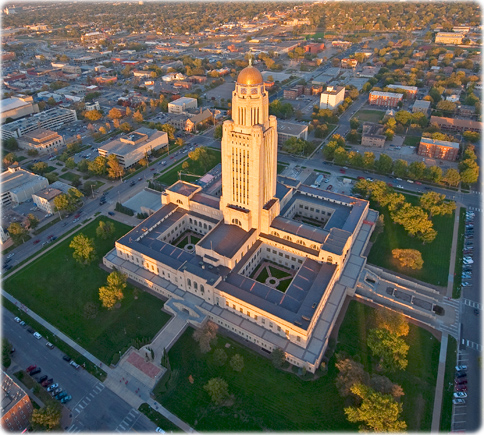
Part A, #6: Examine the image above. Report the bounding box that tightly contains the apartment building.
[319,86,345,110]
[368,91,403,108]
[418,137,459,161]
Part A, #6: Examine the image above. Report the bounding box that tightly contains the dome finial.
[248,54,252,67]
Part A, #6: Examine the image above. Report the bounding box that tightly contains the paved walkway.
[431,333,449,432]
[446,203,462,298]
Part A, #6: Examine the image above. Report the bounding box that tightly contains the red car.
[339,169,346,174]
[387,183,393,187]
[357,176,365,180]
[74,213,81,219]
[455,384,467,392]
[47,234,54,240]
[26,364,37,373]
[415,181,422,185]
[33,239,40,245]
[327,185,333,191]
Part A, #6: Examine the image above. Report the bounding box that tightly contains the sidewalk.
[431,333,449,432]
[446,203,462,298]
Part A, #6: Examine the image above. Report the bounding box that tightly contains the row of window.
[269,231,318,249]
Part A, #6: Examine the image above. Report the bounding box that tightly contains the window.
[262,318,265,324]
[233,304,236,309]
[297,336,301,342]
[176,199,183,205]
[254,315,258,320]
[247,312,250,317]
[194,282,198,290]
[226,301,229,306]
[187,278,192,286]
[232,218,242,226]
[277,326,281,331]
[200,285,205,293]
[240,308,243,313]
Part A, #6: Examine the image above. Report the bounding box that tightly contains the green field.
[3,217,171,364]
[403,136,421,147]
[277,162,288,174]
[156,149,221,186]
[355,109,385,123]
[153,300,439,432]
[367,195,454,286]
[60,171,81,182]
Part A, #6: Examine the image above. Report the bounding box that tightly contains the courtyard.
[249,260,294,292]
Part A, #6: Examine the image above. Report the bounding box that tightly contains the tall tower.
[219,63,278,232]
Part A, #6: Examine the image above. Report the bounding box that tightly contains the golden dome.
[237,66,263,85]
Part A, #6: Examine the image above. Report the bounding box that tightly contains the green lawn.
[60,171,81,182]
[403,136,421,147]
[3,217,171,364]
[156,149,221,186]
[335,300,440,431]
[440,336,457,432]
[355,109,385,123]
[153,299,439,431]
[277,162,288,174]
[367,195,454,286]
[453,208,466,298]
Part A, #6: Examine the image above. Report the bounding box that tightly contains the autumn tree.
[193,320,218,353]
[27,213,39,230]
[442,168,461,187]
[65,157,76,169]
[335,357,370,397]
[203,377,229,404]
[96,220,115,239]
[392,248,424,270]
[84,109,103,122]
[108,107,123,120]
[7,222,28,244]
[30,403,62,431]
[88,155,107,176]
[133,110,144,123]
[32,162,48,175]
[99,270,127,309]
[344,383,407,432]
[420,191,456,217]
[188,146,216,173]
[370,374,405,401]
[230,354,244,372]
[367,328,409,372]
[375,308,410,337]
[53,188,83,213]
[3,152,17,166]
[107,154,124,179]
[69,233,96,265]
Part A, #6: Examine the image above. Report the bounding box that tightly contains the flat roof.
[168,180,200,196]
[420,137,459,149]
[1,168,47,194]
[199,221,256,258]
[370,91,404,98]
[168,96,197,106]
[99,127,166,157]
[413,100,431,108]
[21,127,59,141]
[33,187,62,201]
[277,121,308,136]
[1,97,31,113]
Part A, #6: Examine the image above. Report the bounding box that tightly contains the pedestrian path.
[460,338,482,352]
[431,333,448,432]
[114,408,140,432]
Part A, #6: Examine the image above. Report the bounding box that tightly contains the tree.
[367,328,409,372]
[271,347,286,368]
[3,152,17,166]
[88,155,107,176]
[344,383,407,432]
[188,146,216,173]
[69,233,96,265]
[53,188,83,213]
[214,124,223,140]
[65,157,76,169]
[31,403,62,431]
[32,161,48,175]
[463,131,480,143]
[322,140,339,160]
[335,357,370,397]
[436,100,457,113]
[350,117,360,129]
[203,377,229,404]
[375,153,393,174]
[3,137,18,151]
[107,154,124,179]
[96,220,115,239]
[120,122,133,133]
[392,159,408,178]
[99,270,127,309]
[230,354,244,372]
[193,321,218,353]
[370,374,404,400]
[108,107,123,120]
[392,248,424,270]
[84,109,103,121]
[7,222,28,244]
[161,124,176,141]
[133,110,144,123]
[333,147,348,166]
[212,348,228,366]
[407,161,426,180]
[362,152,375,170]
[27,213,39,230]
[394,110,412,126]
[423,165,442,183]
[442,168,461,187]
[375,308,410,337]
[282,137,311,155]
[420,191,455,217]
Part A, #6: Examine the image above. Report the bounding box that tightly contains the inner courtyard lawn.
[3,217,171,364]
[250,261,293,292]
[154,300,439,432]
[367,194,454,286]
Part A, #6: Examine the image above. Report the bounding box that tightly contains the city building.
[368,91,403,107]
[284,86,304,100]
[104,63,377,373]
[1,372,33,432]
[1,167,49,207]
[277,121,309,146]
[412,100,431,116]
[319,86,345,110]
[32,181,72,214]
[2,107,77,139]
[168,97,198,114]
[386,84,418,98]
[18,128,65,154]
[84,101,101,111]
[430,116,482,133]
[304,43,324,54]
[418,137,459,161]
[435,32,464,44]
[0,95,39,122]
[361,123,386,148]
[98,127,168,168]
[341,58,358,68]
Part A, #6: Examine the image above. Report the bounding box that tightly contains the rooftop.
[1,168,47,194]
[420,137,459,149]
[237,65,263,86]
[277,121,309,136]
[168,180,201,197]
[199,221,256,258]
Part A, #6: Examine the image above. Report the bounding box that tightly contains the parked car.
[455,384,467,392]
[47,383,59,392]
[46,342,54,349]
[456,365,467,372]
[52,387,62,396]
[39,375,48,383]
[62,355,71,362]
[33,332,42,340]
[108,211,115,216]
[56,392,68,400]
[455,371,467,378]
[42,378,53,387]
[453,398,466,405]
[14,317,21,323]
[454,392,467,398]
[30,367,41,376]
[70,361,80,370]
[33,239,40,245]
[327,185,333,191]
[26,364,37,373]
[61,395,72,404]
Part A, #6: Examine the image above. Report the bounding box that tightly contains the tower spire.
[248,54,252,67]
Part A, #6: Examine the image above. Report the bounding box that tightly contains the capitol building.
[104,64,378,373]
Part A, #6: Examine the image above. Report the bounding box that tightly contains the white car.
[14,317,21,323]
[7,253,14,259]
[33,332,42,340]
[454,392,467,398]
[456,365,468,372]
[47,383,59,392]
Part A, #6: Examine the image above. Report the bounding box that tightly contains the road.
[3,309,157,433]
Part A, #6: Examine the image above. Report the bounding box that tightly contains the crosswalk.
[470,191,481,195]
[73,382,105,416]
[463,299,481,310]
[114,409,140,432]
[461,338,482,352]
[67,421,85,433]
[443,298,460,309]
[467,206,480,212]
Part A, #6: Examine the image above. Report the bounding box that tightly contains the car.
[33,239,40,245]
[14,317,21,323]
[47,235,54,240]
[62,355,71,362]
[366,177,373,181]
[156,428,165,434]
[42,378,53,387]
[33,332,42,340]
[395,177,402,181]
[70,361,80,370]
[456,365,467,372]
[424,186,432,190]
[455,384,467,392]
[130,181,136,186]
[454,392,467,398]
[52,387,62,396]
[161,161,166,165]
[7,253,14,259]
[20,320,26,326]
[339,169,346,174]
[56,392,68,400]
[46,342,54,349]
[138,177,143,181]
[327,185,333,191]
[415,181,422,185]
[108,211,115,216]
[455,371,467,378]
[453,398,466,405]
[26,364,37,372]
[27,327,35,333]
[61,395,72,404]
[30,367,41,376]
[47,383,59,392]
[39,375,48,383]
[357,176,365,180]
